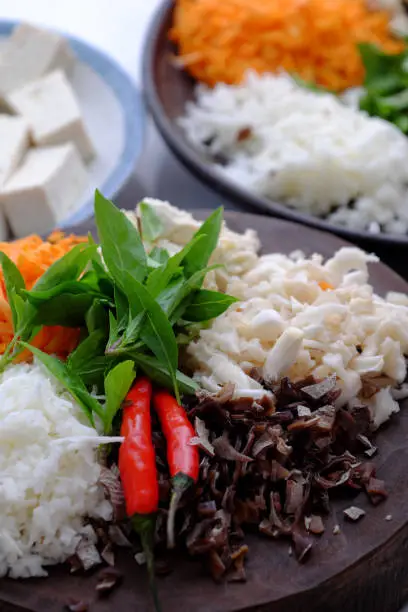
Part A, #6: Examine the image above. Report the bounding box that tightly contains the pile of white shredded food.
[131,200,408,430]
[0,363,112,579]
[179,71,408,235]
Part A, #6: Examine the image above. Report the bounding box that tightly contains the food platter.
[1,208,408,612]
[142,0,408,248]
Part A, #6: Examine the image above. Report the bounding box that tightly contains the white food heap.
[0,363,111,579]
[133,200,408,430]
[180,71,408,235]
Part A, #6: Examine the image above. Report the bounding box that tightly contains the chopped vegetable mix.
[0,191,236,428]
[0,232,86,357]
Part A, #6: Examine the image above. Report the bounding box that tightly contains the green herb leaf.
[182,208,223,278]
[123,273,179,400]
[379,88,408,112]
[183,289,238,321]
[122,311,145,346]
[33,293,99,327]
[395,114,408,133]
[103,360,135,433]
[0,252,26,330]
[23,281,104,306]
[20,343,103,425]
[106,287,131,350]
[91,251,114,298]
[32,244,95,292]
[358,43,404,85]
[163,265,222,325]
[129,352,198,395]
[94,190,147,288]
[357,42,408,134]
[146,234,206,297]
[86,300,108,334]
[156,275,186,316]
[9,292,27,329]
[77,356,110,388]
[149,247,169,266]
[139,201,164,242]
[114,286,129,330]
[67,329,107,373]
[108,311,119,348]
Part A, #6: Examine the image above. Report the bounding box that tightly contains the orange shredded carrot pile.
[0,231,87,360]
[170,0,404,91]
[318,281,334,291]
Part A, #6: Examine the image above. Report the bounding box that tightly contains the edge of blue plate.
[0,19,146,228]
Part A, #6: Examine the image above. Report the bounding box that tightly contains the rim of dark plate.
[142,0,408,248]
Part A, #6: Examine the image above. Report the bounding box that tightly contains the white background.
[0,0,226,210]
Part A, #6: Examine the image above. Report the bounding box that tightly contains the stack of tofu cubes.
[0,23,94,238]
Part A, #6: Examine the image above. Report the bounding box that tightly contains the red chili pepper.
[119,377,161,611]
[153,390,199,549]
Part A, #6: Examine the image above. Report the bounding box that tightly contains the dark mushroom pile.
[153,374,388,582]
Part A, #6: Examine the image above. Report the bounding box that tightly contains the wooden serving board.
[1,210,408,612]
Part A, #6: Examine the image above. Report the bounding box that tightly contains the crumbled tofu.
[0,116,29,186]
[0,143,88,237]
[6,70,94,162]
[0,23,75,96]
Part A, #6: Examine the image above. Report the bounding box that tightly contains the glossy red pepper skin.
[119,378,161,611]
[154,390,199,481]
[153,391,199,547]
[119,377,159,516]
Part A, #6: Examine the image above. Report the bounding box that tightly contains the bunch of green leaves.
[358,42,408,134]
[94,191,236,403]
[0,191,237,432]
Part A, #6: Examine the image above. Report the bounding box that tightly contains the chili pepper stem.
[132,514,162,612]
[167,473,194,549]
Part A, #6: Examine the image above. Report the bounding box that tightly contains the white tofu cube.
[0,22,75,96]
[0,116,29,186]
[6,70,95,162]
[0,143,88,238]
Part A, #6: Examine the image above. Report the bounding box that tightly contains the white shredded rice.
[0,362,112,578]
[179,71,408,235]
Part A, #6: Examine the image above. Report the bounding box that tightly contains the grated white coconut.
[187,244,408,427]
[179,71,408,235]
[0,362,113,578]
[131,201,408,430]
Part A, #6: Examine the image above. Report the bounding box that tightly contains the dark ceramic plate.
[3,209,408,612]
[142,0,408,249]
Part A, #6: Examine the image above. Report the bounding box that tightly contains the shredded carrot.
[318,281,334,291]
[0,232,87,360]
[170,0,404,91]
